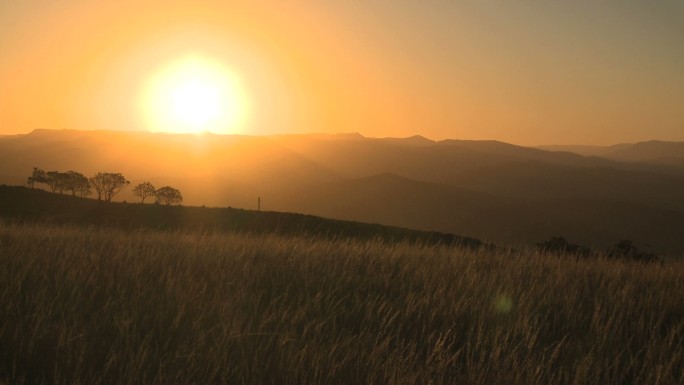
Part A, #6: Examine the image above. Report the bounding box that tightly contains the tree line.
[27,167,183,205]
[536,236,659,263]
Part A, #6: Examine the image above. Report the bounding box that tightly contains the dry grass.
[0,220,682,384]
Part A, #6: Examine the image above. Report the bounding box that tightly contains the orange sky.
[1,0,682,145]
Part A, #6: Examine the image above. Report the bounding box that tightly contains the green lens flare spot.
[494,295,514,313]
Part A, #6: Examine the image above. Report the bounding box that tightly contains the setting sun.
[142,56,248,134]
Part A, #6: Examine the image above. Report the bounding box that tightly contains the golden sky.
[1,0,682,145]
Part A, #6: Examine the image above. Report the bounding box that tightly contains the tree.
[89,172,130,202]
[74,180,92,197]
[133,182,156,203]
[63,171,90,197]
[43,171,64,193]
[155,186,182,206]
[28,168,90,197]
[27,167,46,189]
[608,240,659,263]
[536,236,590,258]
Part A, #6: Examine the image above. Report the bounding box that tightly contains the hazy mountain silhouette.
[607,141,684,165]
[2,129,684,255]
[537,144,614,157]
[539,141,684,167]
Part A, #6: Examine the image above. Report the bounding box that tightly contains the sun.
[142,55,248,134]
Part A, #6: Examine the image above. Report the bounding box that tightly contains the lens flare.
[494,295,514,314]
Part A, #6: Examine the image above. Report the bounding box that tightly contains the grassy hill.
[0,185,482,248]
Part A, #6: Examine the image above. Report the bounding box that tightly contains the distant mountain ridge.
[2,129,684,255]
[539,140,684,165]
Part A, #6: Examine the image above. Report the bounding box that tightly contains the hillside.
[0,185,482,248]
[2,129,684,255]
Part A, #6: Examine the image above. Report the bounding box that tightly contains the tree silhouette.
[133,182,156,203]
[27,168,90,197]
[89,172,130,202]
[44,171,64,193]
[64,171,90,197]
[155,186,182,206]
[536,236,590,257]
[608,240,659,262]
[27,167,46,189]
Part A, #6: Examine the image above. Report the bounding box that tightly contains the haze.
[1,0,683,145]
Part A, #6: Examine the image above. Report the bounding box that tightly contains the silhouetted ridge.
[608,140,684,162]
[538,140,684,165]
[0,185,483,248]
[377,135,434,146]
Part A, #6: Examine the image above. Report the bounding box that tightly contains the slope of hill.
[276,174,684,256]
[0,185,482,248]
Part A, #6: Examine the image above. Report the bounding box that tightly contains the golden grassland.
[0,221,682,384]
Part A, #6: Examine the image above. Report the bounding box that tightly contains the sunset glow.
[142,56,247,134]
[0,1,682,143]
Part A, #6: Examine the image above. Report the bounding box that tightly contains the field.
[1,221,682,384]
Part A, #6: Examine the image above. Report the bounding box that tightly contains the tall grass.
[0,221,682,384]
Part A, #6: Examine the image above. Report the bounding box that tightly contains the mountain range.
[2,129,684,255]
